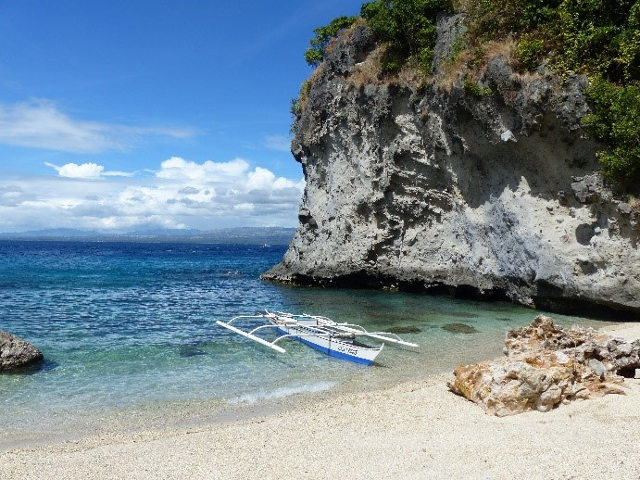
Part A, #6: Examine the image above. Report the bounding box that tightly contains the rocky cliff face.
[263,15,640,317]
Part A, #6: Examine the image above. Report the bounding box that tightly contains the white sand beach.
[2,322,639,480]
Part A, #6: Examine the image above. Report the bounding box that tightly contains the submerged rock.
[384,325,421,334]
[179,346,208,358]
[442,323,479,334]
[0,331,43,372]
[448,315,640,416]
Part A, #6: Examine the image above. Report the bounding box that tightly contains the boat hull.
[276,324,382,365]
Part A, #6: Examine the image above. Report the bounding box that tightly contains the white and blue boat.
[216,310,418,366]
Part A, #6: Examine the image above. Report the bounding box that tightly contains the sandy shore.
[2,323,639,480]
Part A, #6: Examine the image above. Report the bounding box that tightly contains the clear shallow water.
[0,240,614,445]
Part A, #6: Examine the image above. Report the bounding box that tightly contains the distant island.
[0,227,296,245]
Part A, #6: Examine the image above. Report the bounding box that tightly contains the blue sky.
[0,0,363,232]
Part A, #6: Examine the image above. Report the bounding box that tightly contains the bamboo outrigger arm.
[215,320,287,353]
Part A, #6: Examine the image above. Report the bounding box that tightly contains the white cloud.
[45,162,104,178]
[156,157,249,182]
[102,170,136,177]
[264,134,292,152]
[0,156,304,232]
[247,167,276,191]
[45,162,135,178]
[0,100,197,153]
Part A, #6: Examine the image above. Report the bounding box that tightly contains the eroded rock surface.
[448,316,640,416]
[263,16,640,317]
[0,331,43,372]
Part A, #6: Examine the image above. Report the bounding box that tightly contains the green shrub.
[519,0,561,30]
[459,0,637,82]
[583,78,640,184]
[304,16,357,67]
[380,52,403,74]
[290,98,301,118]
[361,0,453,73]
[553,0,633,80]
[515,33,546,71]
[463,77,493,97]
[303,49,324,67]
[617,2,640,82]
[448,36,467,64]
[417,45,435,72]
[456,0,559,41]
[291,79,313,119]
[457,0,521,40]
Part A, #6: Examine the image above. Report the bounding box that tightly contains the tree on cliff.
[361,0,453,72]
[304,16,357,67]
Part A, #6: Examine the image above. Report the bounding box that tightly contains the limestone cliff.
[263,15,640,317]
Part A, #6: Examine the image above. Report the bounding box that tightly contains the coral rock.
[449,316,636,416]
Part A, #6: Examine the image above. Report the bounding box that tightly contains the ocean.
[0,240,613,447]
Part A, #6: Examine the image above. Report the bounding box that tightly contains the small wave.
[229,381,337,404]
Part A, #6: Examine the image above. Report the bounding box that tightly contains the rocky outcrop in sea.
[448,315,640,416]
[0,331,43,372]
[263,14,640,317]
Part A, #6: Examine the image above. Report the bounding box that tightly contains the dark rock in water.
[384,325,421,334]
[0,331,43,372]
[496,317,512,322]
[179,346,207,358]
[442,323,479,334]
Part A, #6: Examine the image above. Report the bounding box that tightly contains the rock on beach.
[449,315,640,416]
[0,330,43,372]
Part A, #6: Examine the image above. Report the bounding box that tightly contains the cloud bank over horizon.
[0,157,304,232]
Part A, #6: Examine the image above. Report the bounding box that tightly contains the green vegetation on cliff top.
[302,0,640,187]
[304,16,359,67]
[360,0,453,73]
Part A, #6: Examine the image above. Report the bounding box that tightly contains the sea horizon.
[0,226,297,245]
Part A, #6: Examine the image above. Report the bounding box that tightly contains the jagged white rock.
[500,130,516,142]
[449,315,639,416]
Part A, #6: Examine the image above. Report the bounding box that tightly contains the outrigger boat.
[216,310,418,366]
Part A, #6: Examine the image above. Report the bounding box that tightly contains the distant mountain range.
[0,227,297,245]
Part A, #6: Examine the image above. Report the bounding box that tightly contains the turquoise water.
[0,240,613,446]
